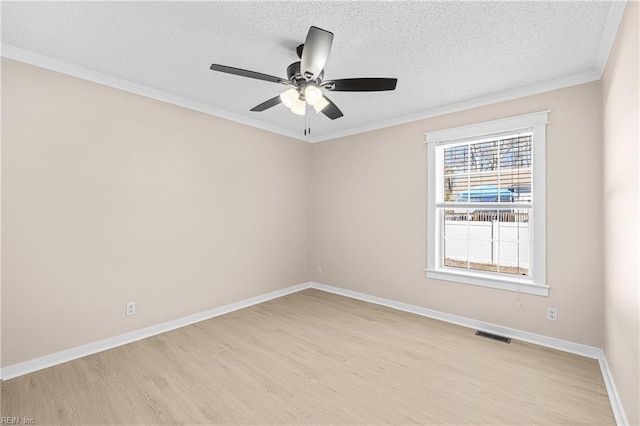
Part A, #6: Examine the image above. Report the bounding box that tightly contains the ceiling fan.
[209,26,398,121]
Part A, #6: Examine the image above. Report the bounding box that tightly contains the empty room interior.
[1,1,639,425]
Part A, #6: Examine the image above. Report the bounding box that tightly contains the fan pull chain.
[303,104,311,136]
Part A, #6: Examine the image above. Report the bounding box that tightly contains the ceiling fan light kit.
[290,96,307,116]
[209,26,398,125]
[279,88,298,109]
[304,84,323,106]
[279,84,326,115]
[313,96,330,114]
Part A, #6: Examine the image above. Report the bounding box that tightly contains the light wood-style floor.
[2,289,615,425]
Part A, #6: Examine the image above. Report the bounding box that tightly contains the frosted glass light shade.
[304,85,323,105]
[291,97,306,115]
[313,96,330,113]
[280,88,298,109]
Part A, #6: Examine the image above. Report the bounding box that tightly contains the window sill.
[425,268,549,296]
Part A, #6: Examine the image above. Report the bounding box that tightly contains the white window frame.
[425,111,549,296]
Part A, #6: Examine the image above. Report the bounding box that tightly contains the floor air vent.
[475,330,511,344]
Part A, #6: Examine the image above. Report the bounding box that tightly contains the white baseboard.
[598,354,630,426]
[1,280,627,425]
[309,282,628,425]
[310,282,600,358]
[1,282,311,380]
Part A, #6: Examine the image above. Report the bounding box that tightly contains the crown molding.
[2,41,607,144]
[594,0,628,76]
[0,44,308,142]
[309,70,600,142]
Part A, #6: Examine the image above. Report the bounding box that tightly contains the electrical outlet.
[126,302,136,316]
[547,307,557,321]
[317,265,322,274]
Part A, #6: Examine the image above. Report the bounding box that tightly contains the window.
[426,112,549,296]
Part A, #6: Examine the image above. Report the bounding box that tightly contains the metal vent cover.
[475,330,511,344]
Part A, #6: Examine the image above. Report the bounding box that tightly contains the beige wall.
[1,59,312,367]
[0,60,3,373]
[311,81,604,347]
[602,1,640,424]
[2,13,637,417]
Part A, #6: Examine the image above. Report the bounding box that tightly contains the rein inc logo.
[0,418,35,425]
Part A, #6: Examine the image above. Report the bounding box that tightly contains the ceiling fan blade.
[323,78,398,92]
[320,96,343,120]
[210,64,289,85]
[300,26,334,81]
[250,95,282,112]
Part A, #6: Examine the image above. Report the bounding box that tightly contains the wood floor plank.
[1,289,615,425]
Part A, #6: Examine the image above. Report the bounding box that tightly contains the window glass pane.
[470,140,499,172]
[441,176,531,276]
[443,208,470,269]
[466,174,504,203]
[500,134,532,203]
[499,209,529,243]
[444,243,468,269]
[443,145,468,174]
[444,207,500,273]
[443,133,532,205]
[498,241,529,276]
[500,135,532,170]
[493,209,529,275]
[468,229,492,271]
[503,172,532,203]
[443,145,468,202]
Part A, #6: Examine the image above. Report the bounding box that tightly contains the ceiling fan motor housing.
[286,61,325,102]
[287,61,324,85]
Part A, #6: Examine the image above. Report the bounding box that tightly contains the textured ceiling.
[1,1,616,141]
